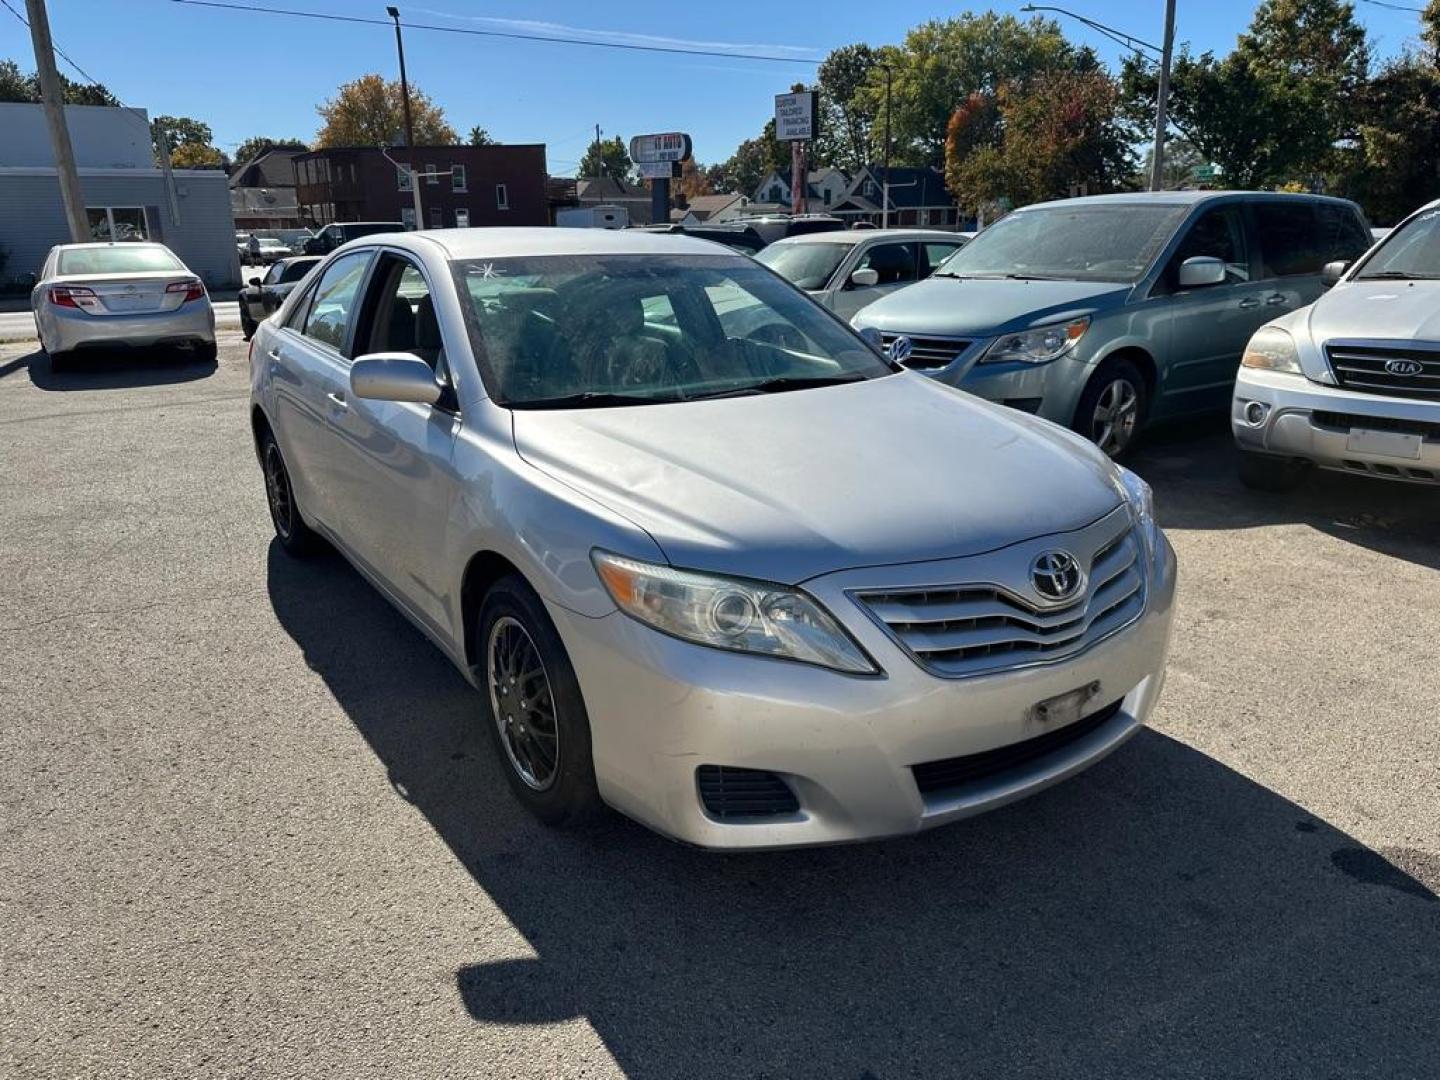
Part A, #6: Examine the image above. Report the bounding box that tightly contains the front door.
[831,240,919,320]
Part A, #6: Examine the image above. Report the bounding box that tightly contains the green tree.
[315,74,456,147]
[153,115,227,170]
[0,58,119,105]
[233,136,308,165]
[815,44,880,171]
[170,143,227,169]
[467,125,495,146]
[712,120,789,196]
[578,135,633,183]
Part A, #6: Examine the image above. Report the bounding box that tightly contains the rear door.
[832,240,919,320]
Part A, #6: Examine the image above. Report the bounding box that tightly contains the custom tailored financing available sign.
[774,92,818,141]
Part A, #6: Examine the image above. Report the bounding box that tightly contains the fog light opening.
[1244,401,1270,426]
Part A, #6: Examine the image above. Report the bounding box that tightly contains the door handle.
[1238,297,1261,309]
[267,348,281,360]
[1265,294,1289,306]
[326,391,348,410]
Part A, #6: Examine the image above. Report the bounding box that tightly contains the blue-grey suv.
[852,191,1371,455]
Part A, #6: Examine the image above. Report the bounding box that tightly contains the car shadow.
[1130,416,1440,571]
[12,347,218,391]
[267,542,1439,1079]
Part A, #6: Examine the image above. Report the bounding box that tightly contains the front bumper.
[891,335,1091,426]
[550,530,1177,850]
[44,299,216,353]
[1233,367,1440,483]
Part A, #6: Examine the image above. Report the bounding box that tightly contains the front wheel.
[1237,448,1310,492]
[240,311,257,340]
[478,575,600,827]
[1075,358,1149,458]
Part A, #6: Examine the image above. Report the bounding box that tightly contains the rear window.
[1317,204,1371,265]
[57,246,183,275]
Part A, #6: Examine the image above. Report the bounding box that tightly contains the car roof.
[767,229,964,246]
[51,241,173,252]
[1018,190,1361,212]
[379,227,743,260]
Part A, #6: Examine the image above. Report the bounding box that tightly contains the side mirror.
[849,267,880,288]
[857,326,884,352]
[1177,256,1226,289]
[248,276,262,287]
[350,353,441,405]
[1321,260,1349,288]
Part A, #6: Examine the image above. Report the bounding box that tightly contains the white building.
[0,103,239,288]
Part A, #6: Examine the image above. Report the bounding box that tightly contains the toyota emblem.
[1383,358,1424,376]
[1031,550,1085,603]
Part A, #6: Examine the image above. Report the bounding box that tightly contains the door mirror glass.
[1321,260,1349,288]
[857,326,884,352]
[1178,256,1227,289]
[850,267,880,288]
[248,276,263,287]
[350,354,442,404]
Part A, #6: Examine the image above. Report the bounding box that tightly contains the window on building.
[427,163,440,185]
[401,207,417,230]
[85,207,148,242]
[452,164,467,192]
[429,207,443,229]
[455,208,470,228]
[496,183,509,210]
[917,208,930,227]
[398,165,412,192]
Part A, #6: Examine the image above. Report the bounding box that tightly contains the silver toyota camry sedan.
[249,228,1177,850]
[32,242,216,368]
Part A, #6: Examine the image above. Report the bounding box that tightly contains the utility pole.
[26,0,88,242]
[386,6,422,226]
[1150,0,1177,192]
[882,65,893,229]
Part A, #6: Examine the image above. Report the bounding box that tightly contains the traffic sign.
[1193,164,1221,180]
[775,91,818,141]
[630,133,692,164]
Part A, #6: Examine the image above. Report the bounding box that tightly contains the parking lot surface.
[2,336,1437,1079]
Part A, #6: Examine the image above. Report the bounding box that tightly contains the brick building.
[293,144,548,230]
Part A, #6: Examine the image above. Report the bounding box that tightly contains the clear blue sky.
[8,0,1430,173]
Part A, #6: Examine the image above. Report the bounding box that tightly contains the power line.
[1356,0,1426,11]
[169,0,821,64]
[0,0,115,90]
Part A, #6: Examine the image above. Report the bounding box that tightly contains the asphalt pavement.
[1,336,1437,1079]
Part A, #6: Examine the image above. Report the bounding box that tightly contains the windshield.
[756,241,853,290]
[934,204,1187,283]
[1354,207,1440,279]
[57,246,184,275]
[452,253,893,408]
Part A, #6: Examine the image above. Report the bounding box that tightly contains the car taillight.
[167,278,205,302]
[49,285,99,310]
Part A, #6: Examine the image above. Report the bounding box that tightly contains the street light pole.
[1149,0,1177,192]
[386,6,422,227]
[26,0,88,242]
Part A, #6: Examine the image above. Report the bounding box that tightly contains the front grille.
[880,333,971,371]
[855,516,1145,680]
[1312,411,1440,440]
[1324,343,1440,401]
[912,698,1125,795]
[696,765,799,821]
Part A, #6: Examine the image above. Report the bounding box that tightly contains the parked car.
[249,228,1176,850]
[724,214,847,244]
[852,191,1372,456]
[238,255,322,340]
[252,237,291,265]
[756,229,969,320]
[303,221,404,255]
[31,241,216,369]
[1233,197,1440,489]
[634,223,767,255]
[235,232,252,264]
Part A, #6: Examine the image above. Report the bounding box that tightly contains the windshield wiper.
[1355,270,1440,280]
[685,374,869,400]
[510,391,674,410]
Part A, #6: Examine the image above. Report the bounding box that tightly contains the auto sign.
[630,133,692,164]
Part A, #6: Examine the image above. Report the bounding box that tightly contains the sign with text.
[637,161,682,179]
[630,133,692,164]
[774,91,818,141]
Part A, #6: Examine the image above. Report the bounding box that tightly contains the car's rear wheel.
[47,348,74,373]
[1237,448,1310,492]
[195,339,218,363]
[478,575,600,826]
[259,429,320,556]
[1075,358,1149,458]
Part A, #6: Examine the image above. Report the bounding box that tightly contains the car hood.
[851,277,1132,338]
[1301,279,1440,344]
[511,373,1122,584]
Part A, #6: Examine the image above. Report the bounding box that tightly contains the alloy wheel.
[263,443,295,540]
[1090,377,1140,456]
[487,616,560,791]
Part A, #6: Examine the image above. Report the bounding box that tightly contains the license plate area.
[1346,428,1422,460]
[1026,680,1102,730]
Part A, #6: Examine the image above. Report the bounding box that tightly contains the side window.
[354,255,446,373]
[921,243,960,279]
[301,250,372,354]
[262,263,285,286]
[1255,202,1323,277]
[1318,204,1371,264]
[640,294,677,327]
[856,242,918,286]
[281,260,316,284]
[1168,206,1249,286]
[284,282,316,331]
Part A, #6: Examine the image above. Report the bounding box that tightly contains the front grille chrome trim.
[1324,341,1440,402]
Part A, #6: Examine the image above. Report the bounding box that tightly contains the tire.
[195,339,218,363]
[1237,448,1310,492]
[258,428,321,556]
[47,348,74,373]
[478,575,601,827]
[240,312,257,341]
[1074,357,1150,458]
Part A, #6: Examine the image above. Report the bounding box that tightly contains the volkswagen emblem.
[887,335,913,365]
[1031,550,1085,603]
[1383,358,1424,376]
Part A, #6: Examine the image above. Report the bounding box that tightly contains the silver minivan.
[853,192,1372,455]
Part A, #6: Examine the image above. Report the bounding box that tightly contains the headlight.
[1241,326,1302,374]
[980,317,1089,364]
[592,552,877,675]
[1113,465,1159,563]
